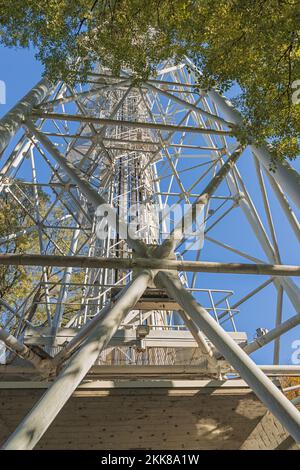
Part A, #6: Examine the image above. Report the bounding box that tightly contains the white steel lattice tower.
[0,61,300,449]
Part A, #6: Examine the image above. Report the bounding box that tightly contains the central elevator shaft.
[74,82,175,365]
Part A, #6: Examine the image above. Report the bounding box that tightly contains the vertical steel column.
[2,270,152,450]
[156,271,300,443]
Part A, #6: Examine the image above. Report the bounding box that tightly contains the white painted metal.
[0,59,299,449]
[2,270,152,450]
[156,271,300,443]
[0,79,51,155]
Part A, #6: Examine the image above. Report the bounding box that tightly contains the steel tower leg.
[2,270,152,450]
[25,120,147,257]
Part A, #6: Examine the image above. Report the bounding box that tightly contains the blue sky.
[0,44,299,366]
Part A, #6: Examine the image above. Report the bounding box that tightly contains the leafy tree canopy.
[0,0,299,163]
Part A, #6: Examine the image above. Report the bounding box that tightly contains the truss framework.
[0,60,299,449]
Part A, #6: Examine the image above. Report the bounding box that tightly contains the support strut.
[156,271,300,443]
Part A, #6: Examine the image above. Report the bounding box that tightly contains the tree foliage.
[0,0,299,162]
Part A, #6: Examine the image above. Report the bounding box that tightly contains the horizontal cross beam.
[31,111,232,136]
[0,253,299,276]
